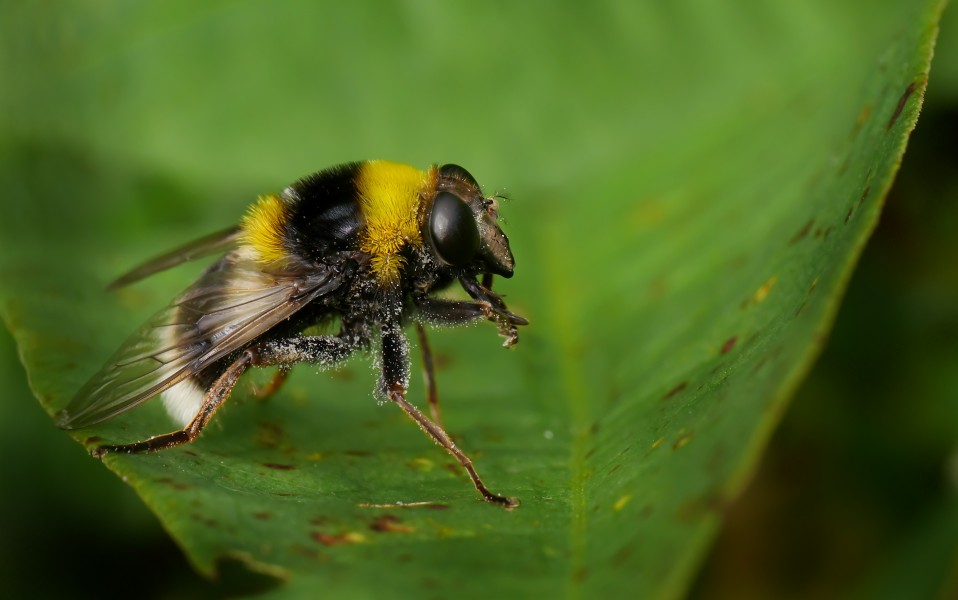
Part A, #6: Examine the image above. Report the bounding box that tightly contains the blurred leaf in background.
[0,1,952,598]
[694,5,958,599]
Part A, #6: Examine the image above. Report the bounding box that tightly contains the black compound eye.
[429,192,480,266]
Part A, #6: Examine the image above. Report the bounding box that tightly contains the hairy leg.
[96,333,358,456]
[381,320,518,509]
[96,350,253,456]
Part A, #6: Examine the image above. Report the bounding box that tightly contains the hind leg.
[96,333,358,457]
[95,350,253,457]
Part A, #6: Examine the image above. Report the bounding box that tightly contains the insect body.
[56,161,527,508]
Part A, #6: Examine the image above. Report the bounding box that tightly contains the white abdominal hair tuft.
[162,379,205,428]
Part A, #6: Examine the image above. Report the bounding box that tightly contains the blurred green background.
[1,2,955,598]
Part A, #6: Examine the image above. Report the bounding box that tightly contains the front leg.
[458,274,527,323]
[414,293,486,324]
[414,290,528,347]
[459,276,529,347]
[379,319,518,509]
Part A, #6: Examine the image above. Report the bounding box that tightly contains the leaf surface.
[0,1,945,597]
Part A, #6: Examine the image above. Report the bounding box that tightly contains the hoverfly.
[57,161,527,508]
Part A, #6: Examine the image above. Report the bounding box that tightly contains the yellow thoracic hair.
[356,161,435,284]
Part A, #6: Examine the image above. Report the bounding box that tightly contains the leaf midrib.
[539,219,593,598]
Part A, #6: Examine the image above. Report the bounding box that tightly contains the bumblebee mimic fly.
[57,161,528,508]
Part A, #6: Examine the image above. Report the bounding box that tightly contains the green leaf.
[0,1,946,598]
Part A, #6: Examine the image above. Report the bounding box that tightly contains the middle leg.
[414,322,443,428]
[96,350,254,457]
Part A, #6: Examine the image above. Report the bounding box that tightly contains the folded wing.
[57,250,345,429]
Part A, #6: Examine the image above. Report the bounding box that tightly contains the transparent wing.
[57,251,345,429]
[107,226,243,290]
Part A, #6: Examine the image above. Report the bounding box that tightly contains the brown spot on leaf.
[721,337,737,354]
[290,544,321,561]
[663,382,687,399]
[482,429,504,442]
[330,368,355,381]
[855,104,872,131]
[263,463,296,471]
[887,81,917,130]
[253,511,272,521]
[752,356,768,375]
[815,332,830,348]
[836,156,850,177]
[371,515,415,533]
[156,476,190,491]
[433,353,453,370]
[84,436,102,445]
[611,544,634,567]
[191,513,219,528]
[789,219,814,245]
[183,450,198,457]
[311,531,364,546]
[256,421,284,449]
[648,277,669,300]
[859,186,870,207]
